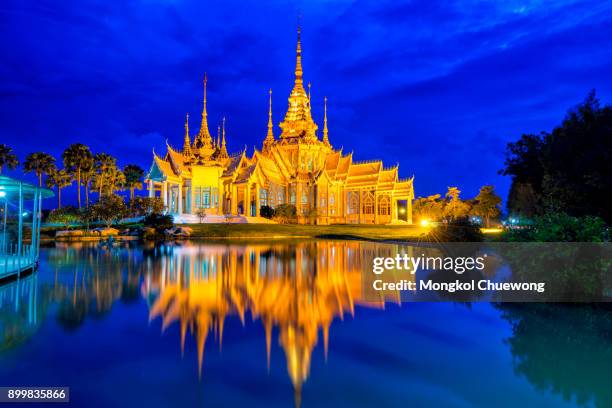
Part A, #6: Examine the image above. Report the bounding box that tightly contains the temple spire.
[263,89,275,152]
[218,116,228,159]
[279,25,318,140]
[295,26,303,85]
[183,113,192,156]
[322,97,330,146]
[197,73,213,147]
[217,124,221,148]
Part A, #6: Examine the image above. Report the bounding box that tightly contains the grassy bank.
[181,223,427,241]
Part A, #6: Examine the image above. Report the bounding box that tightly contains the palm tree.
[23,152,56,186]
[0,144,19,174]
[62,144,93,208]
[46,168,73,209]
[81,162,96,207]
[93,153,116,197]
[106,166,126,196]
[123,164,144,200]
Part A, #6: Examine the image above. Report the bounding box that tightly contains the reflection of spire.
[145,241,398,402]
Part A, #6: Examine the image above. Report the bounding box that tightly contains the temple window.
[320,197,326,208]
[278,191,284,205]
[378,196,391,215]
[290,189,296,205]
[348,192,359,214]
[301,192,308,205]
[364,193,375,215]
[330,193,335,205]
[260,189,268,207]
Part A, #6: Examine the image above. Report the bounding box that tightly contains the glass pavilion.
[0,175,54,282]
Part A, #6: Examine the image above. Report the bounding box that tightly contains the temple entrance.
[397,200,408,222]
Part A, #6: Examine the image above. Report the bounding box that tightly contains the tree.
[93,153,117,197]
[90,194,128,228]
[23,152,56,187]
[105,166,125,196]
[507,181,539,218]
[62,144,93,208]
[501,91,612,222]
[130,196,164,216]
[123,164,144,200]
[472,185,502,227]
[413,194,445,221]
[443,187,470,221]
[46,168,72,209]
[81,161,96,207]
[196,208,207,223]
[0,144,19,174]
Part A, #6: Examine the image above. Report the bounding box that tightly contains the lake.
[0,240,609,407]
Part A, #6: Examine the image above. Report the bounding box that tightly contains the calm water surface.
[0,240,609,408]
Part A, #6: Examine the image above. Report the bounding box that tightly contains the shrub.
[503,212,607,242]
[47,206,80,227]
[273,204,297,224]
[90,194,128,228]
[428,217,484,242]
[259,205,275,219]
[129,196,164,216]
[143,213,174,233]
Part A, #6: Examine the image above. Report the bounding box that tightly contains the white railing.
[0,243,37,279]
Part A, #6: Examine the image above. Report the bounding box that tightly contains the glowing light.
[0,191,5,198]
[420,219,431,227]
[481,228,503,234]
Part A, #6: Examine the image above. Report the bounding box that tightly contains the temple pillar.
[148,180,154,198]
[296,183,302,217]
[217,181,224,215]
[245,184,251,216]
[392,198,398,222]
[407,197,413,224]
[374,193,379,224]
[358,190,362,224]
[255,185,260,217]
[231,185,238,215]
[162,181,168,211]
[178,183,183,215]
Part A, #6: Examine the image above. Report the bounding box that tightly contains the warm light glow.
[481,228,503,234]
[420,219,430,227]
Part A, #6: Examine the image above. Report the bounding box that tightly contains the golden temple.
[145,28,414,224]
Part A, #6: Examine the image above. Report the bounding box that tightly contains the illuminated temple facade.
[146,30,414,224]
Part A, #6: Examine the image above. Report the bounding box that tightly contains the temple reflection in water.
[141,240,402,401]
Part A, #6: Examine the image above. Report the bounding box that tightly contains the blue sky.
[1,0,611,206]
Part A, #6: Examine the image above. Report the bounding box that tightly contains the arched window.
[363,193,375,215]
[378,196,391,215]
[349,192,359,214]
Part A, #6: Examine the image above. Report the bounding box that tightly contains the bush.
[503,212,608,242]
[47,206,80,227]
[259,205,275,219]
[129,196,164,216]
[90,194,128,228]
[143,213,174,233]
[273,204,297,224]
[428,217,484,242]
